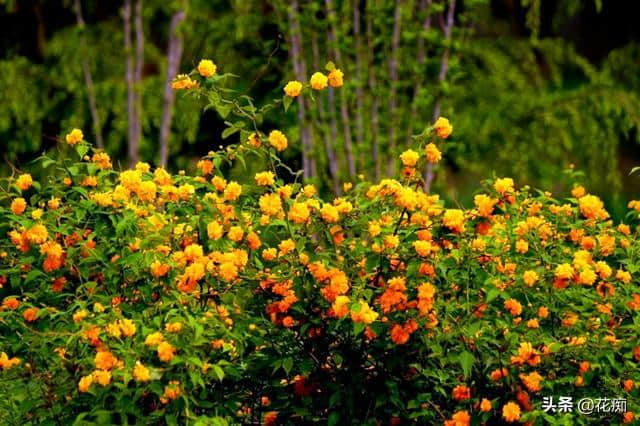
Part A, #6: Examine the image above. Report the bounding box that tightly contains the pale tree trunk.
[159,9,185,167]
[74,0,104,148]
[406,0,432,145]
[312,32,341,195]
[131,0,144,166]
[123,0,136,166]
[366,1,381,182]
[288,0,315,180]
[425,0,456,191]
[353,0,365,171]
[325,0,355,178]
[386,0,402,177]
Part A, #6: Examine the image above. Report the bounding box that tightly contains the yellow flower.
[78,375,93,392]
[262,247,277,261]
[399,149,420,167]
[494,178,514,195]
[255,171,275,186]
[320,204,339,223]
[145,332,165,346]
[133,361,151,382]
[523,270,539,286]
[92,369,112,387]
[224,181,242,201]
[443,209,465,233]
[171,74,197,90]
[350,301,378,324]
[197,59,217,77]
[288,202,310,224]
[157,342,176,362]
[579,194,607,220]
[16,174,33,191]
[65,128,84,145]
[92,152,112,170]
[555,263,574,280]
[118,319,136,337]
[227,226,244,242]
[47,197,60,210]
[474,194,497,217]
[283,80,303,97]
[165,322,183,333]
[502,401,521,423]
[310,72,328,90]
[278,238,296,255]
[425,143,441,164]
[327,69,344,88]
[94,351,118,371]
[413,240,433,257]
[26,224,48,244]
[433,117,453,139]
[219,262,238,282]
[207,221,224,240]
[268,130,288,152]
[259,193,283,216]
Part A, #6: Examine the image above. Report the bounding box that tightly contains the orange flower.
[480,398,492,412]
[11,197,27,215]
[94,351,118,371]
[452,385,471,401]
[22,307,39,322]
[444,410,470,426]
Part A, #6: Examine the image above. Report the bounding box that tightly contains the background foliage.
[0,0,639,211]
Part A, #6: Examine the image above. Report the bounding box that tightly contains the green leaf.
[282,357,293,375]
[459,351,474,378]
[215,104,232,119]
[221,126,239,139]
[283,95,293,112]
[212,364,225,381]
[76,143,89,159]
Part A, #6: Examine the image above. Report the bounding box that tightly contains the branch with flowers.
[0,58,639,426]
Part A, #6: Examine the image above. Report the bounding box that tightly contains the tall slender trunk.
[386,0,403,177]
[123,0,136,166]
[325,0,355,178]
[312,32,340,195]
[74,0,104,148]
[159,9,185,167]
[406,0,432,145]
[366,1,380,182]
[353,0,365,171]
[32,1,46,61]
[288,0,315,180]
[425,0,456,191]
[131,0,144,166]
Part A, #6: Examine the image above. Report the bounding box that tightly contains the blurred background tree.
[0,0,639,217]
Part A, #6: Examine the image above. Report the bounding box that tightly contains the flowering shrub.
[1,60,639,426]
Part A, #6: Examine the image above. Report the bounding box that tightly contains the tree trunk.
[312,32,341,195]
[131,0,144,167]
[32,1,46,61]
[123,0,137,166]
[353,0,365,171]
[288,0,315,180]
[386,0,403,177]
[325,0,355,178]
[159,9,185,167]
[406,0,432,145]
[74,0,104,148]
[366,1,381,182]
[425,0,456,191]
